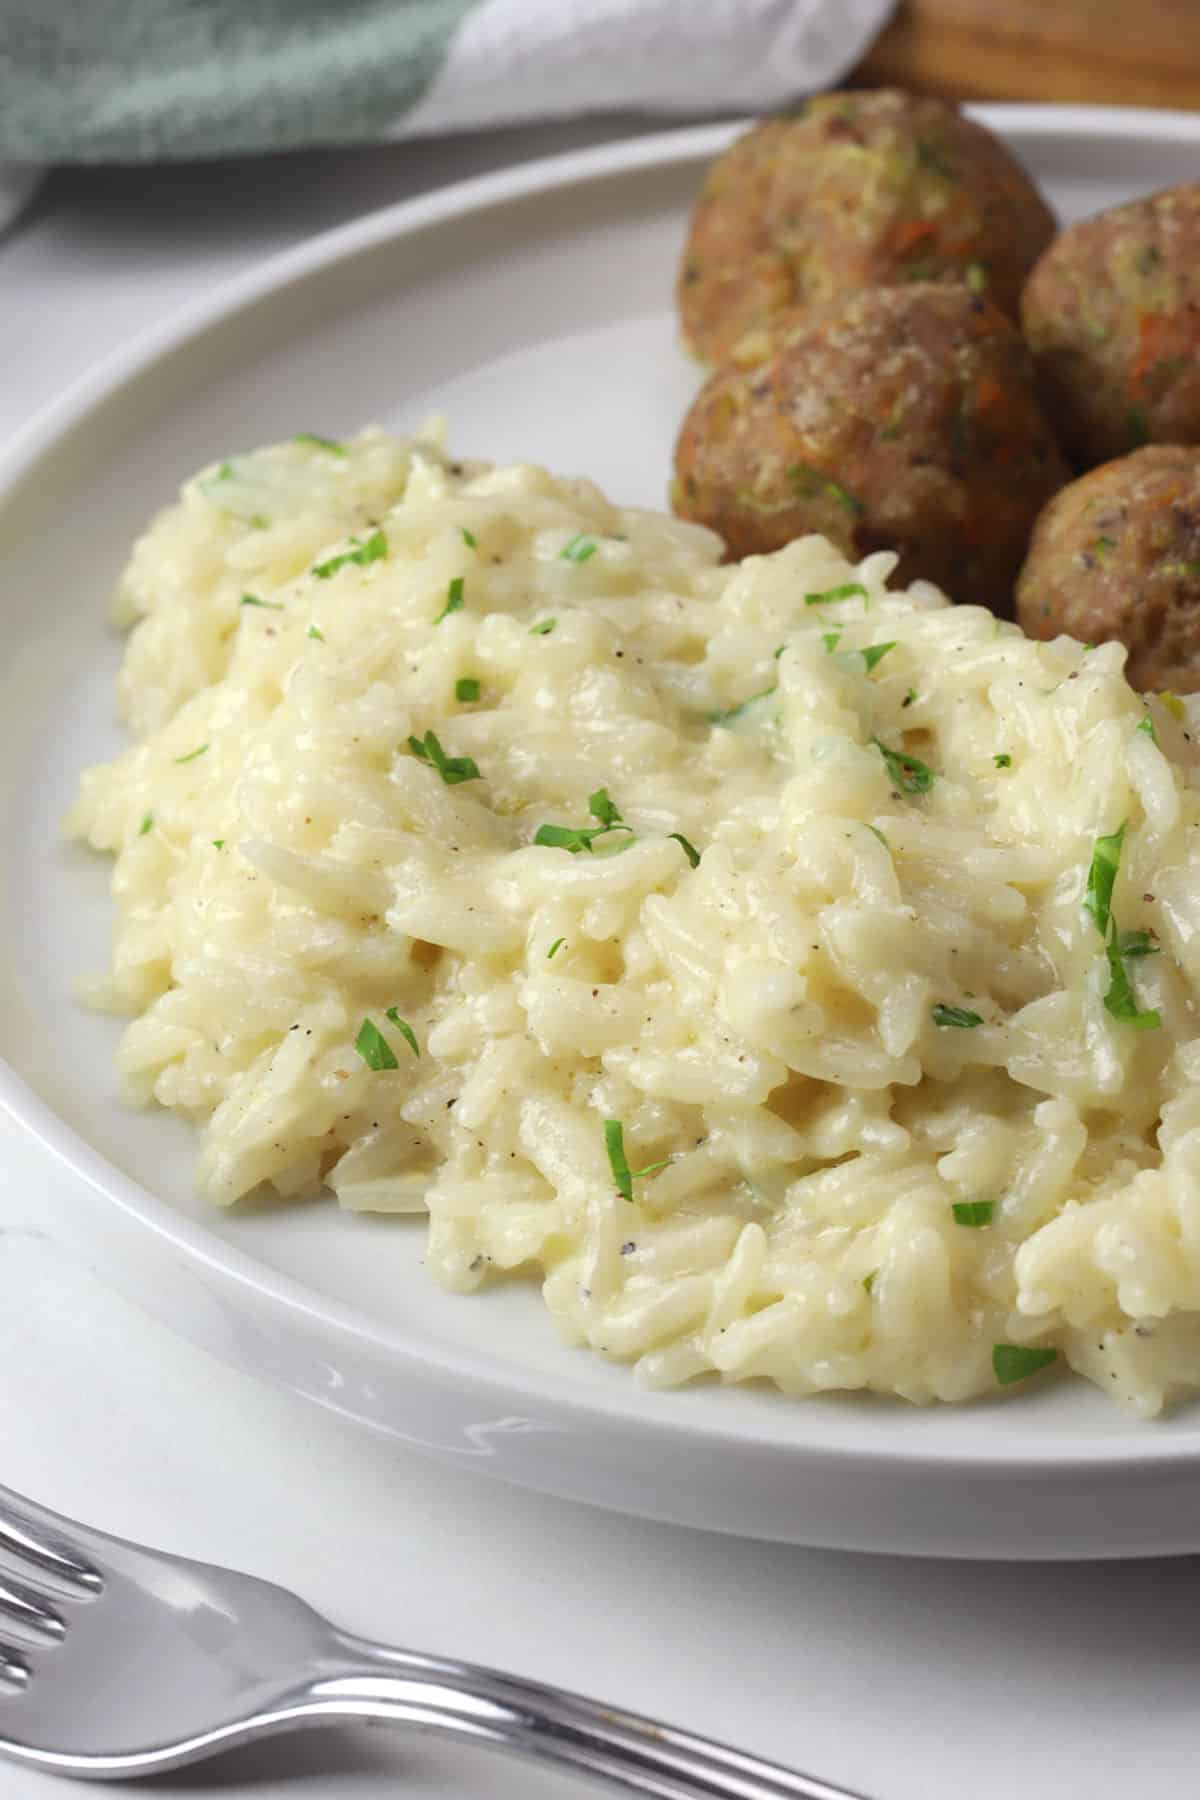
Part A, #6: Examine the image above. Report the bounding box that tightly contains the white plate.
[5,105,1200,1561]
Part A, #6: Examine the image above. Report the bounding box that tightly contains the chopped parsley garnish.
[561,533,598,563]
[873,737,934,794]
[1084,823,1125,936]
[862,1271,876,1295]
[788,465,865,516]
[952,1200,994,1227]
[932,1004,983,1029]
[821,630,842,653]
[240,591,284,610]
[865,823,889,849]
[435,576,465,623]
[535,823,608,853]
[992,1344,1057,1385]
[860,641,896,672]
[1081,828,1160,1024]
[407,729,481,786]
[455,677,481,703]
[461,527,477,548]
[1136,716,1157,742]
[588,788,623,829]
[212,839,225,849]
[1160,558,1200,581]
[354,1018,399,1071]
[312,528,388,580]
[138,812,154,836]
[529,618,556,635]
[902,688,917,708]
[604,1119,635,1202]
[773,643,787,659]
[174,744,209,764]
[805,581,868,607]
[709,685,777,725]
[307,624,324,641]
[965,260,988,293]
[384,1008,420,1057]
[547,937,566,959]
[294,433,346,454]
[534,789,632,854]
[1103,926,1161,1029]
[1092,534,1117,564]
[603,1118,670,1202]
[993,753,1012,768]
[668,832,701,868]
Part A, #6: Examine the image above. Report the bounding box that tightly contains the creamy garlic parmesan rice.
[69,428,1200,1415]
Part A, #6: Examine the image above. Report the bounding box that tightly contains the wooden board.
[854,0,1200,109]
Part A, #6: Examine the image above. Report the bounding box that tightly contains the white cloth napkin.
[400,0,896,137]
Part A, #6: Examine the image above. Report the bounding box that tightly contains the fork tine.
[0,1489,103,1595]
[0,1641,31,1692]
[0,1577,65,1645]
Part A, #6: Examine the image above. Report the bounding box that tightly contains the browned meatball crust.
[1016,445,1200,691]
[672,284,1066,614]
[677,90,1056,367]
[1021,185,1200,467]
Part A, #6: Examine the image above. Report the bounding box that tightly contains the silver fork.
[0,1483,865,1799]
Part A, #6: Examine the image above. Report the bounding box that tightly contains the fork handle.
[299,1635,866,1800]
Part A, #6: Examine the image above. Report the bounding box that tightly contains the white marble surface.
[4,127,1200,1800]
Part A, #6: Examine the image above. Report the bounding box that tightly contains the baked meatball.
[1016,445,1200,691]
[1021,185,1200,467]
[677,90,1055,367]
[672,283,1066,614]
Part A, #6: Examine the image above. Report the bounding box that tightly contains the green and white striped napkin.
[0,0,894,227]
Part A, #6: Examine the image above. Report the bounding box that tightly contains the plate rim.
[6,101,1200,1480]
